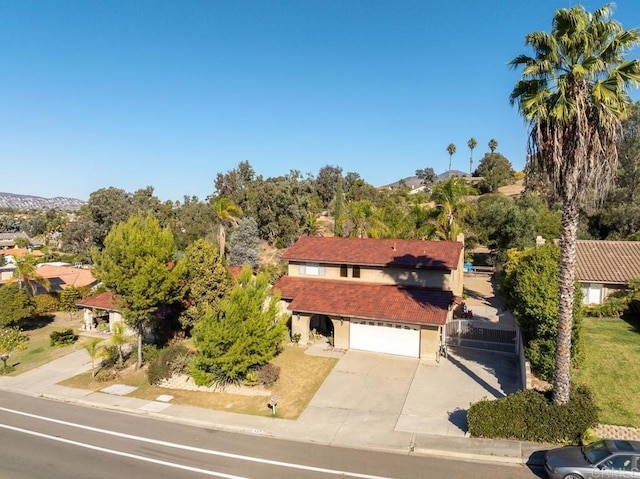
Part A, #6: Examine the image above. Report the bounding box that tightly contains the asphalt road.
[0,392,544,479]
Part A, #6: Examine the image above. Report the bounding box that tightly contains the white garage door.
[350,320,420,358]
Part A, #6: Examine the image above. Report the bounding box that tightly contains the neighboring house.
[274,236,464,358]
[0,232,31,248]
[35,263,98,293]
[76,291,123,332]
[576,240,640,305]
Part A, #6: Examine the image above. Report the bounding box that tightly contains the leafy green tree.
[415,167,436,186]
[430,177,474,241]
[213,161,256,212]
[252,172,310,247]
[314,165,343,209]
[510,3,640,404]
[475,152,515,193]
[229,217,261,269]
[499,245,583,382]
[343,172,361,194]
[190,268,287,386]
[92,213,184,369]
[87,187,135,248]
[346,179,381,204]
[467,138,478,175]
[169,195,215,249]
[0,327,28,371]
[446,143,457,173]
[181,239,232,329]
[60,286,82,320]
[60,215,99,262]
[0,284,36,327]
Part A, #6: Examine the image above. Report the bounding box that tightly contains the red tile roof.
[76,291,121,311]
[576,240,640,284]
[274,276,452,326]
[281,237,462,270]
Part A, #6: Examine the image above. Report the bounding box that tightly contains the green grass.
[573,317,640,428]
[6,317,92,376]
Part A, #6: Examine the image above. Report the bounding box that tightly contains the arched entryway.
[309,314,334,338]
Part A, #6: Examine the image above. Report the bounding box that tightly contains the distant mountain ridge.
[0,192,85,211]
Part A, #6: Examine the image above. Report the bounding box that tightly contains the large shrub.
[49,328,79,346]
[190,268,287,387]
[500,244,584,381]
[467,385,598,444]
[35,293,60,315]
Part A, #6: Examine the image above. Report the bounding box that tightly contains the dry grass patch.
[60,344,337,419]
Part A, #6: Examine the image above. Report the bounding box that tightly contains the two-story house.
[274,236,464,358]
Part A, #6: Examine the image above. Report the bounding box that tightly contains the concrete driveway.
[299,346,520,440]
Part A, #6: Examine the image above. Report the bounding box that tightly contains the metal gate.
[445,319,517,354]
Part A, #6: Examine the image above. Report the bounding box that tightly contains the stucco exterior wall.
[288,262,452,289]
[333,316,349,349]
[419,325,441,359]
[290,311,312,343]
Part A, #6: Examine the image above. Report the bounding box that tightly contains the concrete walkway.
[0,347,543,467]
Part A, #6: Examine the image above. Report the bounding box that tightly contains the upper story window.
[299,262,325,276]
[340,264,348,277]
[352,265,361,278]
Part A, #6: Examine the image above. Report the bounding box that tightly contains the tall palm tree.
[446,143,457,174]
[510,3,640,405]
[488,138,498,153]
[211,197,242,258]
[467,137,477,175]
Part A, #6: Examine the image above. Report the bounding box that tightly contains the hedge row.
[467,385,598,444]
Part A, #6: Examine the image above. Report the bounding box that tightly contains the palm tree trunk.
[553,201,579,405]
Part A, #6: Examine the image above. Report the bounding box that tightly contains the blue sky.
[2,1,640,202]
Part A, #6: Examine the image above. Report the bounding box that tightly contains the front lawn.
[59,344,337,419]
[573,317,640,428]
[6,315,92,375]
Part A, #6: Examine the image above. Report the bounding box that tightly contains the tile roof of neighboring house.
[0,248,44,257]
[576,240,640,284]
[274,276,452,326]
[281,237,462,270]
[76,291,121,311]
[36,264,98,291]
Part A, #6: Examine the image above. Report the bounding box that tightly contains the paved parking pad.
[301,347,520,440]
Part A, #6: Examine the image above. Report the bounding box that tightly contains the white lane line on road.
[0,422,249,479]
[0,406,398,479]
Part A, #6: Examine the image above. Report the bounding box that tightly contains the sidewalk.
[0,348,546,468]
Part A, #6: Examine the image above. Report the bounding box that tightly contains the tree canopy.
[92,213,184,369]
[190,267,287,386]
